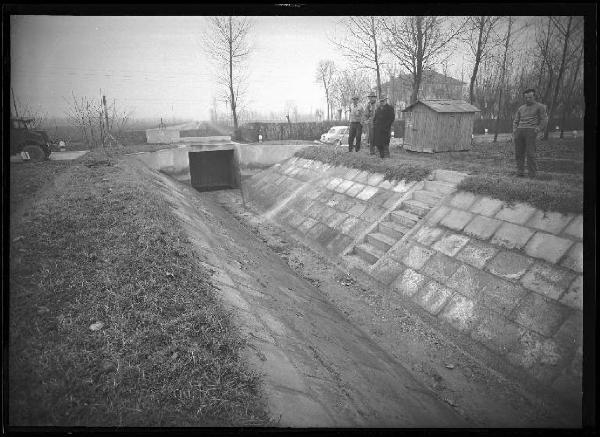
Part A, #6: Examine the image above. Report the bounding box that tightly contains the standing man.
[373,96,395,158]
[512,88,548,178]
[364,91,378,155]
[348,96,364,152]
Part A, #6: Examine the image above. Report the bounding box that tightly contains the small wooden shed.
[402,99,481,152]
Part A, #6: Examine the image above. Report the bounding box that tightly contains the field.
[295,136,584,214]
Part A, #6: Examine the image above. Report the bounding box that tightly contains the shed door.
[404,112,420,151]
[189,150,235,191]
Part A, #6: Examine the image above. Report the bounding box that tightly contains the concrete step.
[424,179,456,195]
[401,199,431,217]
[367,232,396,252]
[434,169,469,184]
[379,220,411,240]
[354,243,385,265]
[413,190,443,207]
[390,210,420,227]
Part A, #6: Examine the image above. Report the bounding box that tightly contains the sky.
[10,15,533,122]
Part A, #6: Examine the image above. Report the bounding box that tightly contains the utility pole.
[11,87,20,118]
[102,94,111,145]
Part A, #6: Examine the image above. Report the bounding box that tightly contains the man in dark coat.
[373,96,395,158]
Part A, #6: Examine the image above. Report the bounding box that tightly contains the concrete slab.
[559,275,583,311]
[553,312,583,352]
[486,250,534,281]
[401,244,435,270]
[370,257,405,285]
[367,173,386,186]
[425,205,451,226]
[479,276,527,317]
[562,215,583,240]
[326,178,344,190]
[352,170,370,184]
[325,212,349,228]
[520,261,576,301]
[346,182,367,198]
[298,217,318,234]
[463,215,503,241]
[471,308,522,356]
[370,190,396,207]
[356,186,380,201]
[392,268,426,298]
[524,232,573,264]
[382,192,406,209]
[491,222,535,250]
[378,179,396,190]
[448,192,477,210]
[469,196,505,217]
[421,252,462,283]
[446,264,491,299]
[527,210,574,234]
[359,205,387,223]
[506,330,565,383]
[513,292,570,337]
[432,232,470,257]
[439,294,481,333]
[439,208,473,232]
[413,281,454,315]
[347,202,369,217]
[494,203,537,225]
[392,180,415,193]
[48,150,89,160]
[335,179,355,194]
[413,225,445,247]
[560,242,583,273]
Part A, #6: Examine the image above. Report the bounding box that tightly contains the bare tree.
[10,88,48,129]
[463,16,502,104]
[331,69,371,120]
[383,16,467,104]
[202,16,253,136]
[315,60,336,121]
[493,17,514,142]
[330,16,385,96]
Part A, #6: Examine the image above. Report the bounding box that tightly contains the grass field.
[9,151,269,426]
[295,136,584,214]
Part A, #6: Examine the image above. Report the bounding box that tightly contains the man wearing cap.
[364,91,378,155]
[348,96,364,152]
[373,96,395,158]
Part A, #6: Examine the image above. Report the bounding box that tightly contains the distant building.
[382,69,467,119]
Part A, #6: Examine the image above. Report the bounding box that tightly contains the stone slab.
[439,208,474,232]
[553,312,583,352]
[334,179,355,194]
[347,202,369,217]
[550,346,582,405]
[494,203,537,225]
[520,261,576,300]
[527,210,574,234]
[343,168,361,180]
[325,212,349,228]
[392,180,415,193]
[439,294,481,333]
[506,330,567,383]
[479,275,527,316]
[326,177,344,190]
[392,268,426,298]
[298,217,318,234]
[383,192,406,209]
[346,183,367,198]
[425,205,451,226]
[367,173,386,186]
[524,232,573,264]
[315,226,339,247]
[356,186,380,201]
[463,215,503,240]
[469,196,505,217]
[486,250,534,281]
[449,192,477,210]
[370,190,396,207]
[432,232,470,257]
[386,242,411,263]
[352,170,370,184]
[471,309,523,356]
[456,240,499,269]
[378,179,396,190]
[339,216,361,234]
[413,281,454,315]
[513,292,570,337]
[335,197,357,213]
[421,252,462,283]
[560,242,583,273]
[491,222,535,250]
[559,275,583,311]
[307,222,330,241]
[562,215,583,240]
[413,225,445,247]
[360,205,387,223]
[326,233,353,254]
[401,244,435,270]
[370,257,405,285]
[446,264,490,299]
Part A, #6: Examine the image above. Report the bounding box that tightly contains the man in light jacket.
[348,96,364,152]
[512,88,548,178]
[364,91,378,155]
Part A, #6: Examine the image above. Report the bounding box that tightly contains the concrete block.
[347,202,368,217]
[562,215,583,240]
[387,241,411,263]
[527,210,574,234]
[353,170,370,184]
[479,276,527,316]
[392,268,426,297]
[561,242,583,273]
[491,222,535,250]
[506,330,567,383]
[383,192,406,209]
[471,308,523,356]
[392,180,415,193]
[553,311,583,352]
[486,250,534,280]
[370,257,405,285]
[340,216,360,234]
[367,173,386,186]
[446,264,490,299]
[432,232,471,257]
[439,208,473,231]
[325,212,349,228]
[335,197,356,213]
[370,190,396,207]
[332,214,352,232]
[425,205,451,226]
[360,205,387,223]
[315,226,339,247]
[414,225,444,247]
[402,244,435,270]
[413,281,454,315]
[356,186,380,201]
[345,182,367,198]
[326,233,353,254]
[334,179,355,194]
[469,196,505,217]
[524,232,573,264]
[326,177,344,190]
[463,215,503,240]
[559,275,583,311]
[494,203,537,225]
[439,294,481,333]
[449,191,477,210]
[297,217,318,234]
[378,179,396,190]
[520,261,576,300]
[513,292,570,337]
[316,205,337,222]
[306,222,329,241]
[421,252,462,283]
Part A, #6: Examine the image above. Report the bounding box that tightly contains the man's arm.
[513,107,520,133]
[537,104,548,133]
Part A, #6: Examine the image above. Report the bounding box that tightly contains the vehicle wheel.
[21,144,46,161]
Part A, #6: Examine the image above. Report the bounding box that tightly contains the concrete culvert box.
[189,150,238,191]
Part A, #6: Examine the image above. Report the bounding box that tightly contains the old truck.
[10,117,52,161]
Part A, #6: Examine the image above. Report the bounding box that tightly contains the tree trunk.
[559,43,583,139]
[371,16,382,96]
[410,17,424,104]
[536,16,553,91]
[493,17,512,143]
[469,17,485,104]
[544,16,573,140]
[228,17,239,132]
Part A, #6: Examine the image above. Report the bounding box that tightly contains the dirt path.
[136,162,465,427]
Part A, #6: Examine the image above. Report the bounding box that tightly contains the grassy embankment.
[295,137,584,214]
[9,151,269,426]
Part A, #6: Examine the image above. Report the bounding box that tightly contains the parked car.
[320,125,367,146]
[10,117,52,161]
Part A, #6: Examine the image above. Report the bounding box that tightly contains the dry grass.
[9,150,269,426]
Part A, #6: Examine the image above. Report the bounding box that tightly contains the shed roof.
[403,99,481,113]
